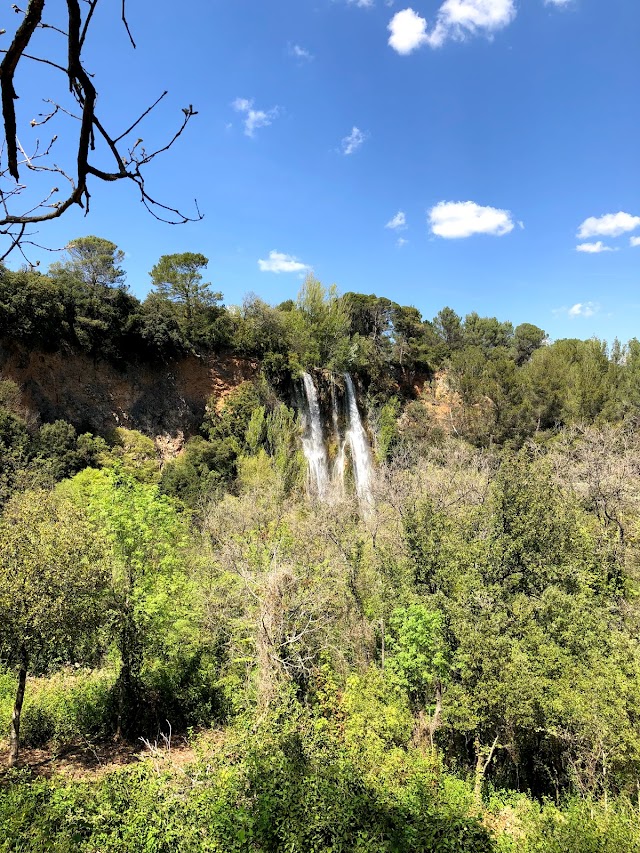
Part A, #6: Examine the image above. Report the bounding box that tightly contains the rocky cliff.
[0,340,258,451]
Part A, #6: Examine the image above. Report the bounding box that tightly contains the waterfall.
[330,379,346,495]
[344,374,373,506]
[300,372,330,498]
[299,371,374,508]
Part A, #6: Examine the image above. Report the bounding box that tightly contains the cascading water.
[330,379,346,495]
[344,373,374,506]
[300,372,330,498]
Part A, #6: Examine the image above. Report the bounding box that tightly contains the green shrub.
[0,715,495,853]
[0,669,115,749]
[519,797,640,853]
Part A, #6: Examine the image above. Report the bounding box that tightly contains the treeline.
[4,235,640,449]
[0,235,547,385]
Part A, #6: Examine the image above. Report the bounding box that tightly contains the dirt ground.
[0,736,198,781]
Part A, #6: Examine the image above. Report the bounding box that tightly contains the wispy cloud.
[545,0,572,5]
[568,302,599,318]
[577,211,640,239]
[347,0,375,7]
[553,302,601,319]
[232,97,279,137]
[576,241,616,254]
[258,251,310,274]
[289,43,313,61]
[429,201,516,238]
[631,236,640,248]
[396,237,409,248]
[388,0,516,54]
[386,211,407,230]
[341,127,367,155]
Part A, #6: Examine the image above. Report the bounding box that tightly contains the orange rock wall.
[0,340,258,452]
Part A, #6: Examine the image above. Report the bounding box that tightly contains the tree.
[46,238,140,360]
[0,1,200,262]
[623,339,640,416]
[512,322,546,366]
[0,489,109,765]
[433,306,463,355]
[50,236,126,289]
[150,252,223,345]
[62,467,192,735]
[462,312,513,353]
[290,275,350,369]
[387,604,450,749]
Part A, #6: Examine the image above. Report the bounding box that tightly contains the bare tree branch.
[0,0,201,261]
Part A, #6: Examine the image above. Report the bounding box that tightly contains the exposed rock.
[0,340,258,451]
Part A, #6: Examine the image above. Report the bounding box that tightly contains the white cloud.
[396,237,409,248]
[429,200,516,238]
[388,8,429,53]
[577,211,640,239]
[232,97,279,137]
[545,0,571,5]
[386,211,407,230]
[258,251,310,274]
[631,236,640,248]
[341,126,366,155]
[290,44,313,61]
[576,241,616,254]
[568,302,599,319]
[347,0,374,6]
[389,0,515,53]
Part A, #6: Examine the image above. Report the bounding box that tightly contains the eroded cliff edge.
[0,340,258,450]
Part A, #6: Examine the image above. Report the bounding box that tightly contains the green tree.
[290,275,350,370]
[433,306,463,355]
[387,604,450,748]
[0,490,109,765]
[47,237,140,361]
[62,236,126,288]
[61,468,192,735]
[31,420,104,483]
[623,338,640,415]
[462,312,513,353]
[149,252,223,345]
[512,322,546,365]
[0,407,31,506]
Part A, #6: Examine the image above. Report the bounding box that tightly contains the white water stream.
[344,373,374,507]
[301,372,331,498]
[299,371,374,509]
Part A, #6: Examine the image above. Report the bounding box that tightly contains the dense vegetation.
[2,237,640,850]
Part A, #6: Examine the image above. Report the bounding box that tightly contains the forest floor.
[0,736,199,780]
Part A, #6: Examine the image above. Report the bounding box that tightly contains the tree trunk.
[428,680,443,749]
[8,645,28,767]
[116,604,138,739]
[473,733,499,807]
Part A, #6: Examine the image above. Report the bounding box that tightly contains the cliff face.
[0,340,258,449]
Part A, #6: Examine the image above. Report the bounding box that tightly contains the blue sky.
[3,0,639,342]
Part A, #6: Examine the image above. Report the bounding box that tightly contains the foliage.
[0,489,109,674]
[149,252,226,350]
[0,668,116,748]
[4,247,640,847]
[60,468,197,733]
[49,237,126,289]
[0,707,495,853]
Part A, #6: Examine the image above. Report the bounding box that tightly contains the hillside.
[3,250,640,852]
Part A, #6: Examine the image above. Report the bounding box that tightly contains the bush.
[0,714,495,852]
[0,668,115,748]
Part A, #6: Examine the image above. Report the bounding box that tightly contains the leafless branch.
[0,0,201,259]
